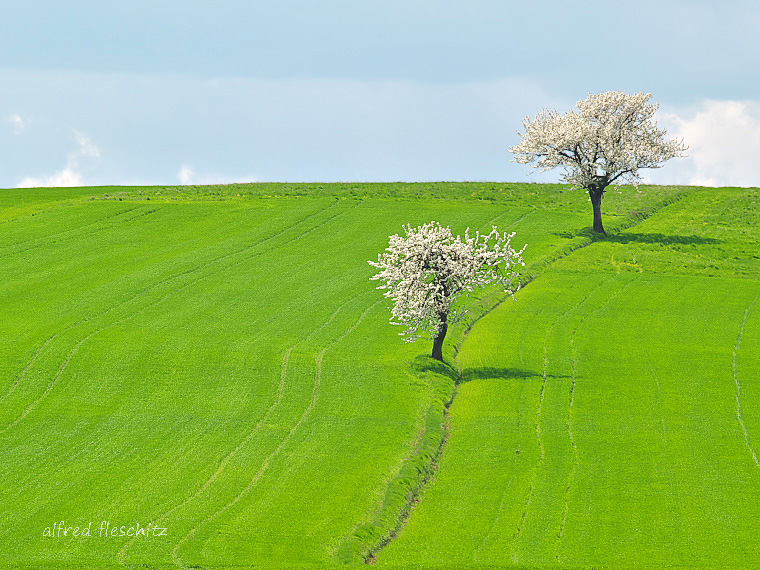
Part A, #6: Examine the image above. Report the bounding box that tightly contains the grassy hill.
[379,186,760,568]
[0,182,757,568]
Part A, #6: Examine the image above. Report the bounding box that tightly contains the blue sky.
[2,0,760,187]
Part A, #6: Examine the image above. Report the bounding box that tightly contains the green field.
[380,186,760,568]
[1,182,758,568]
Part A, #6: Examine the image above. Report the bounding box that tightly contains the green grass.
[0,182,601,568]
[379,186,760,568]
[1,182,756,568]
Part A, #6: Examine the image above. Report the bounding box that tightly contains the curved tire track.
[1,200,353,433]
[507,276,617,564]
[733,295,760,469]
[555,276,637,556]
[170,300,380,568]
[117,292,368,566]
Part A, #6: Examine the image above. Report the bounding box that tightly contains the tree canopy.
[369,221,525,361]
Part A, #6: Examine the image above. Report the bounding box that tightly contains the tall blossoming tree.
[369,221,525,362]
[510,91,687,235]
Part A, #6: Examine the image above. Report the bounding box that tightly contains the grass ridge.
[733,295,760,469]
[335,356,457,565]
[337,187,696,565]
[173,299,380,568]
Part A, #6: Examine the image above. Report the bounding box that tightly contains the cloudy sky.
[2,0,759,188]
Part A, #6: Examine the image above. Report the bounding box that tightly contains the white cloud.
[178,165,194,185]
[7,113,26,135]
[73,130,101,160]
[19,168,83,188]
[650,100,760,187]
[177,163,257,185]
[17,129,101,188]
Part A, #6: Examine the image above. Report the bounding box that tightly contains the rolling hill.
[1,182,757,568]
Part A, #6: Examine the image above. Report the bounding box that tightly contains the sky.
[2,0,760,188]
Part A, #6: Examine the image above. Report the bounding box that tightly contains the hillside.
[380,186,760,568]
[1,183,757,568]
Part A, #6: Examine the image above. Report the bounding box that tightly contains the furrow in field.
[555,275,641,565]
[511,483,535,564]
[538,345,549,462]
[358,217,535,565]
[472,370,531,563]
[0,333,58,405]
[482,209,534,232]
[170,300,380,569]
[118,291,368,566]
[474,303,568,561]
[336,361,446,564]
[555,323,585,549]
[509,338,552,563]
[554,276,636,559]
[1,200,346,428]
[0,205,141,257]
[510,277,616,558]
[291,199,362,243]
[556,338,578,545]
[0,335,89,435]
[510,309,561,556]
[648,363,668,442]
[733,295,760,469]
[508,210,535,227]
[0,206,166,263]
[643,279,688,448]
[472,323,542,564]
[4,253,285,434]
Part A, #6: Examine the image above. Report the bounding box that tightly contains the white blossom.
[369,221,526,345]
[510,91,687,190]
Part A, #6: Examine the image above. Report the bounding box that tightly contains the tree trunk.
[589,188,607,235]
[431,313,448,362]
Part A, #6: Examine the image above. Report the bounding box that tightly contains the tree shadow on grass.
[460,366,573,384]
[411,354,459,383]
[605,232,722,246]
[553,228,722,246]
[553,227,604,242]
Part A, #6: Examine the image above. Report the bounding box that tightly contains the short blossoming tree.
[510,91,687,235]
[369,221,526,362]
